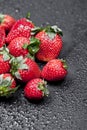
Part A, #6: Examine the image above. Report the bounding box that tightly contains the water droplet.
[15,8,20,13]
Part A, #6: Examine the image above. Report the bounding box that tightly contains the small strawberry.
[32,25,63,62]
[24,78,49,100]
[0,26,6,47]
[0,14,16,32]
[0,47,11,74]
[6,18,34,44]
[41,59,68,81]
[10,56,41,82]
[8,37,40,58]
[0,73,18,97]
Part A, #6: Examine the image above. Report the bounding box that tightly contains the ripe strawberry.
[24,78,49,100]
[32,25,63,62]
[8,37,40,58]
[0,73,18,97]
[41,59,68,81]
[10,56,41,82]
[0,14,16,32]
[0,47,11,74]
[6,18,34,44]
[0,26,6,47]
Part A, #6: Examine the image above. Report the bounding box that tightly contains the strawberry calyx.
[0,46,11,61]
[0,14,4,24]
[10,56,29,79]
[45,25,63,36]
[31,25,63,39]
[0,86,18,97]
[0,74,18,97]
[38,80,49,97]
[23,37,40,60]
[44,25,63,39]
[61,59,68,70]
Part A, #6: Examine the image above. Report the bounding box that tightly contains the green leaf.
[19,63,29,70]
[26,12,30,19]
[27,37,40,55]
[0,75,12,87]
[26,53,35,60]
[0,14,4,23]
[51,25,63,36]
[0,74,3,85]
[15,72,22,80]
[4,77,11,82]
[43,87,49,96]
[31,27,43,35]
[61,59,68,70]
[16,56,24,63]
[0,85,19,97]
[47,32,56,40]
[3,53,10,61]
[22,43,29,49]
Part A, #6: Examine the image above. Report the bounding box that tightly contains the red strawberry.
[0,26,6,47]
[10,56,41,82]
[8,37,30,57]
[41,59,68,81]
[0,47,11,74]
[0,73,18,97]
[0,14,16,32]
[6,18,34,44]
[8,37,40,58]
[24,78,49,100]
[32,26,63,62]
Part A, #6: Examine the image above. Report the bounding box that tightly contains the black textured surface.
[0,0,87,130]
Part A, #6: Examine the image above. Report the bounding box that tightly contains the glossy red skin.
[8,37,30,57]
[0,14,16,32]
[24,78,44,100]
[41,59,67,81]
[3,73,16,88]
[6,18,34,44]
[0,26,6,47]
[35,31,62,62]
[0,55,10,74]
[18,58,41,82]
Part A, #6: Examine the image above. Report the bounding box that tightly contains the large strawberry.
[41,59,68,81]
[0,73,18,97]
[8,37,40,58]
[24,78,49,100]
[6,18,34,44]
[0,26,6,47]
[32,25,63,62]
[10,56,41,82]
[0,14,16,32]
[0,47,11,74]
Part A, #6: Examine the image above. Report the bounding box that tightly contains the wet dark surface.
[0,0,87,129]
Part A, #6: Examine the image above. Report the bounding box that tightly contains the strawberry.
[0,14,16,32]
[8,37,40,58]
[6,18,34,44]
[24,78,49,100]
[0,47,11,74]
[41,59,68,81]
[0,73,18,97]
[10,56,41,82]
[32,25,63,62]
[0,26,6,47]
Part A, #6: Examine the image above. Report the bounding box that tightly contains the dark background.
[0,0,87,130]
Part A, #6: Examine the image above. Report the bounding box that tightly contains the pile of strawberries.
[0,13,68,101]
